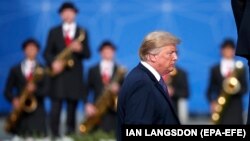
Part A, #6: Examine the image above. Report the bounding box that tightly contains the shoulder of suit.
[36,63,45,68]
[9,63,21,73]
[77,26,88,33]
[212,63,220,69]
[89,63,99,70]
[48,25,61,33]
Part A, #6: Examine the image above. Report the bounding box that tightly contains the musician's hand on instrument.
[111,82,119,94]
[211,101,216,113]
[52,60,64,75]
[70,41,82,52]
[26,82,36,93]
[167,86,174,97]
[85,103,97,117]
[12,98,20,109]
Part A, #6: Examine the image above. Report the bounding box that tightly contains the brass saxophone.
[48,30,85,76]
[4,66,46,133]
[164,68,178,90]
[211,61,243,124]
[79,67,126,134]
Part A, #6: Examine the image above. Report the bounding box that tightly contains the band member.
[117,31,181,141]
[231,0,250,124]
[163,66,190,123]
[4,38,48,138]
[43,2,91,137]
[206,39,248,124]
[85,41,124,133]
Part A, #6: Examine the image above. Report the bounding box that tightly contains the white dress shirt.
[62,22,76,39]
[141,61,161,81]
[220,58,235,77]
[21,59,36,78]
[100,60,114,78]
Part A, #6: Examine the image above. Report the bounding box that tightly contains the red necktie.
[26,66,34,81]
[64,30,72,47]
[102,69,110,85]
[226,70,232,77]
[26,72,33,81]
[226,65,232,77]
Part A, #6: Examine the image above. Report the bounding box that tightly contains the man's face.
[154,45,178,75]
[100,46,115,61]
[221,46,235,59]
[60,9,76,23]
[24,43,39,60]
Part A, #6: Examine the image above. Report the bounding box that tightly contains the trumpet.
[48,30,85,76]
[211,61,243,124]
[79,67,126,134]
[4,66,46,133]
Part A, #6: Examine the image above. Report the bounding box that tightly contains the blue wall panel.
[0,0,249,115]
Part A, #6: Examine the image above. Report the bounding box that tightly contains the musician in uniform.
[206,39,248,124]
[4,38,48,138]
[43,2,91,137]
[84,41,124,133]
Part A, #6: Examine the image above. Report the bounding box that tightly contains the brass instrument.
[48,30,85,76]
[211,61,244,124]
[4,66,46,133]
[79,67,126,134]
[164,68,178,90]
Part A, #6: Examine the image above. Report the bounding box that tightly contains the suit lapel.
[138,63,169,101]
[138,63,180,123]
[17,64,27,84]
[216,64,224,80]
[154,82,180,123]
[111,64,117,80]
[95,64,102,84]
[74,27,79,40]
[59,25,67,48]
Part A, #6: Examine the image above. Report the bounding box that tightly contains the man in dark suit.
[84,41,125,133]
[43,2,91,137]
[206,39,248,124]
[4,39,48,139]
[163,66,190,124]
[117,31,181,141]
[231,0,250,124]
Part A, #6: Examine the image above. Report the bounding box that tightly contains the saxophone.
[4,66,46,133]
[211,61,243,124]
[48,30,85,76]
[164,68,178,93]
[79,67,126,134]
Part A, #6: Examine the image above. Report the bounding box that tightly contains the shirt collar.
[141,61,161,81]
[23,59,36,67]
[63,22,76,31]
[100,60,114,69]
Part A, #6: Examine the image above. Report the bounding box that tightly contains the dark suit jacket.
[86,63,124,132]
[4,62,48,136]
[231,0,250,125]
[43,25,91,100]
[206,63,248,124]
[231,0,250,58]
[170,67,189,113]
[117,63,180,141]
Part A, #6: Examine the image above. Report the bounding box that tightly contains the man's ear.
[148,54,157,63]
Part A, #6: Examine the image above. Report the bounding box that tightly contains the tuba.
[211,61,244,124]
[47,30,85,76]
[79,66,126,134]
[4,66,46,133]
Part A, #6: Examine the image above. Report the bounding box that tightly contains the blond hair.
[139,31,180,61]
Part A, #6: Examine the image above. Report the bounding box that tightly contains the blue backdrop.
[0,0,249,116]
